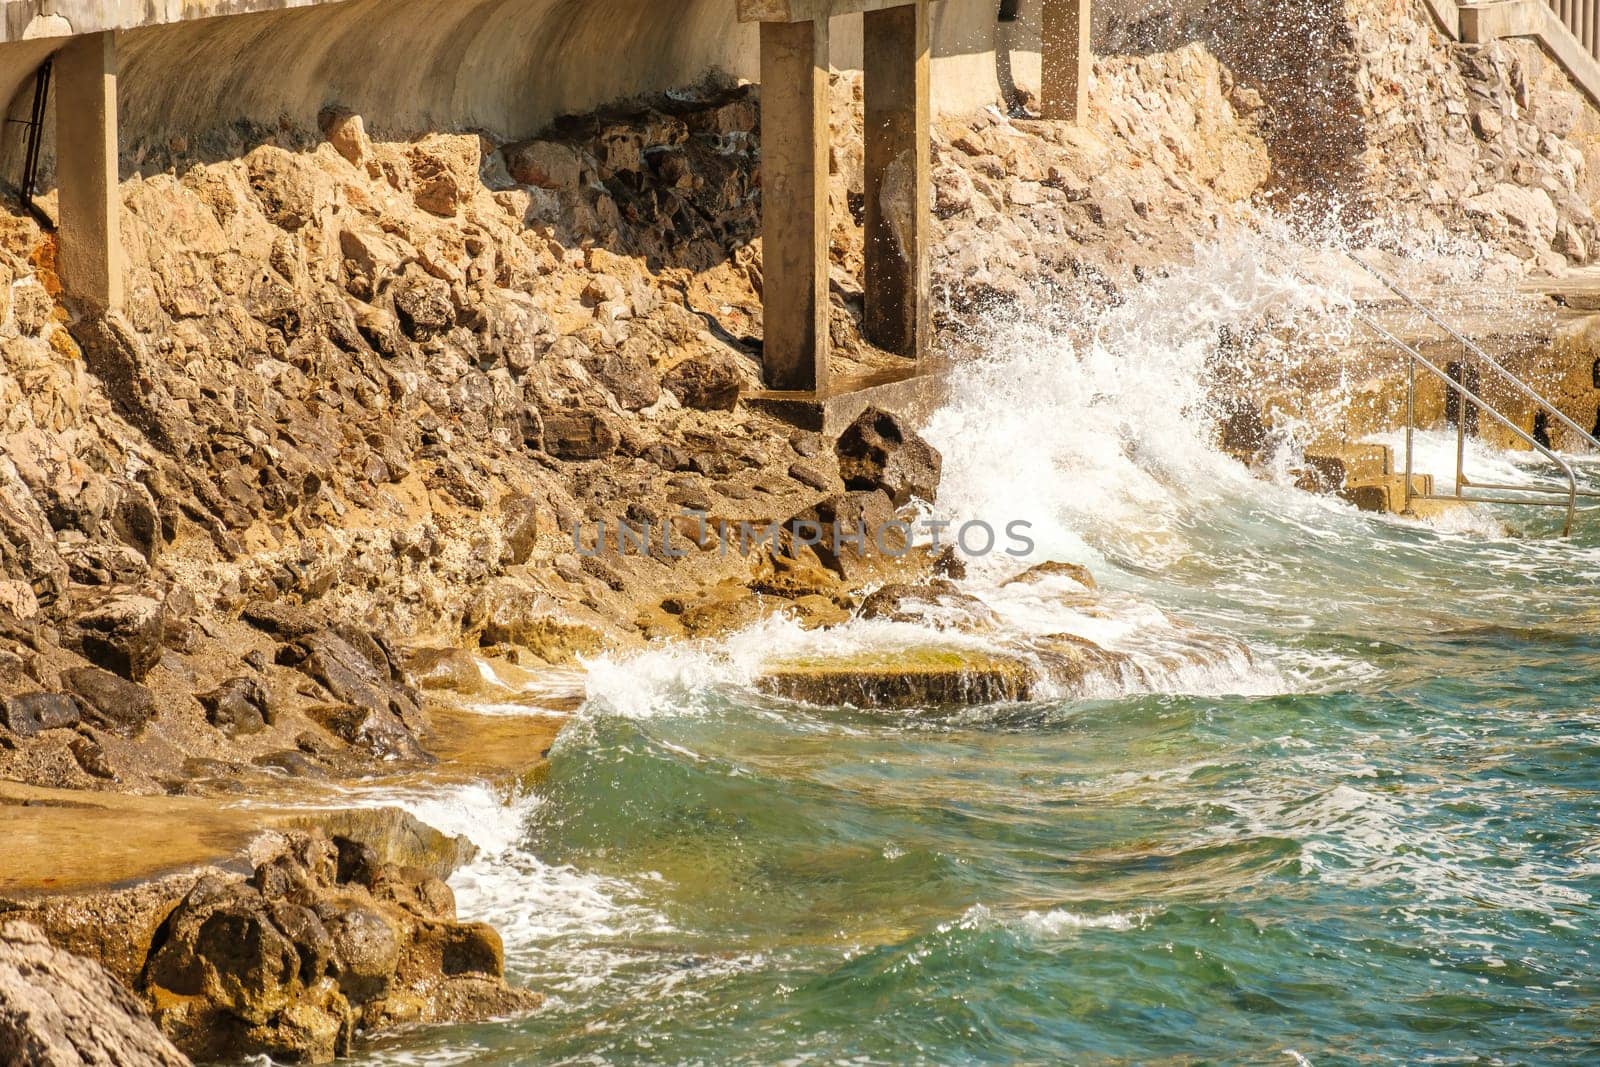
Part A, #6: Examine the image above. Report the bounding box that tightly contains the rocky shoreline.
[6,0,1600,1060]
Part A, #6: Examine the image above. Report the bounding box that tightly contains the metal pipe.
[1353,314,1579,537]
[1457,479,1600,500]
[1405,358,1416,513]
[1263,247,1583,536]
[1414,493,1593,508]
[1349,255,1600,455]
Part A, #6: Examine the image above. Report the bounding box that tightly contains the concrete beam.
[1041,0,1090,122]
[737,0,925,24]
[759,17,830,391]
[54,30,122,310]
[862,0,928,356]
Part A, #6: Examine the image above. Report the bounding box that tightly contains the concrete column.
[863,0,930,357]
[55,31,123,311]
[1041,0,1091,123]
[760,17,830,392]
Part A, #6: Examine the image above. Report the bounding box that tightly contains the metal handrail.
[1267,250,1590,536]
[1348,255,1600,457]
[1355,312,1582,537]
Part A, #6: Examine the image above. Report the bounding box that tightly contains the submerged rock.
[759,646,1037,709]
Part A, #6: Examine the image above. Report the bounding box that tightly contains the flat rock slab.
[0,703,567,897]
[759,646,1038,708]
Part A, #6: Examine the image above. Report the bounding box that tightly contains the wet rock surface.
[140,831,535,1064]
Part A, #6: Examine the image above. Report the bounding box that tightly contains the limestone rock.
[759,646,1038,708]
[0,692,81,738]
[72,595,165,682]
[834,407,942,506]
[276,630,424,761]
[245,146,326,232]
[198,676,272,737]
[319,108,373,170]
[143,833,536,1064]
[503,140,583,190]
[407,133,482,217]
[663,353,743,411]
[61,667,158,737]
[542,410,620,461]
[0,921,191,1067]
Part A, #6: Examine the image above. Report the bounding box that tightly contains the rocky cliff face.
[0,920,192,1067]
[3,0,1600,1053]
[0,0,1592,794]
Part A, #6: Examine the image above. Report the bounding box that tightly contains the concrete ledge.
[737,0,930,23]
[1522,5,1600,107]
[1420,0,1462,37]
[1457,0,1600,107]
[745,363,945,433]
[1459,0,1545,42]
[0,0,358,45]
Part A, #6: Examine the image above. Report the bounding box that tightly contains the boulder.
[319,108,373,170]
[0,922,191,1067]
[834,407,942,506]
[0,692,81,738]
[759,646,1037,708]
[582,348,660,411]
[662,353,743,411]
[858,580,998,631]
[245,145,325,232]
[143,833,536,1064]
[391,268,454,340]
[73,594,165,682]
[198,676,273,738]
[503,140,583,190]
[408,647,489,693]
[541,410,620,461]
[277,630,425,761]
[61,667,158,737]
[1003,560,1098,590]
[406,133,481,217]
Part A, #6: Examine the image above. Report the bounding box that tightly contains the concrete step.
[1340,472,1434,515]
[1297,441,1394,493]
[1296,440,1472,521]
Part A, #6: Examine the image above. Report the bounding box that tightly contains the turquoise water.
[360,245,1600,1066]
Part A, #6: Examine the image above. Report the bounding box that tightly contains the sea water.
[352,230,1600,1066]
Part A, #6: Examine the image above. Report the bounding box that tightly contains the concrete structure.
[0,0,1096,378]
[1426,0,1600,106]
[740,0,936,390]
[1041,0,1090,121]
[52,30,120,309]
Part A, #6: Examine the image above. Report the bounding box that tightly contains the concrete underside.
[0,0,1069,184]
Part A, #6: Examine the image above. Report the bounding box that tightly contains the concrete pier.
[759,17,832,392]
[744,0,937,387]
[0,0,1044,319]
[863,0,930,356]
[1041,0,1091,122]
[53,31,122,310]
